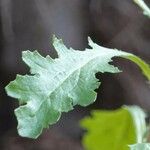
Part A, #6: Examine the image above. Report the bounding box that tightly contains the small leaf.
[5,36,150,138]
[80,106,147,150]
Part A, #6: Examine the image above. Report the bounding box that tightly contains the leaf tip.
[88,37,94,48]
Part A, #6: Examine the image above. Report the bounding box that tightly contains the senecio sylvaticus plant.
[3,0,150,150]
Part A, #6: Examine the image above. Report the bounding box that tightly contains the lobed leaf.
[5,36,150,138]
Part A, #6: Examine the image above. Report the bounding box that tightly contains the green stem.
[123,54,150,81]
[133,0,150,18]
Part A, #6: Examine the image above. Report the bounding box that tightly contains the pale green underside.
[129,143,150,150]
[5,36,150,138]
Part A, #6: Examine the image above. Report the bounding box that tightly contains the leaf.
[80,106,147,150]
[126,106,147,143]
[5,36,150,138]
[133,0,150,18]
[129,143,150,150]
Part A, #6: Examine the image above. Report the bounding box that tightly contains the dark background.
[0,0,150,149]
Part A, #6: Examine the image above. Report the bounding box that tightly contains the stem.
[133,0,150,18]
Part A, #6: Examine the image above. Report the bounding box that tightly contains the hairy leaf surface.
[5,36,150,138]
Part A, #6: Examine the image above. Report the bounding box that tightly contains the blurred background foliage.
[0,0,150,149]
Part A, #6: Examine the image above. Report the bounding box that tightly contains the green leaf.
[129,143,150,150]
[133,0,150,18]
[5,36,150,138]
[80,106,147,150]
